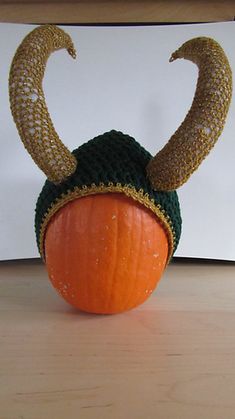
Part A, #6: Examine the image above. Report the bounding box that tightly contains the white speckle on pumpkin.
[145,289,153,294]
[153,253,159,258]
[112,214,116,220]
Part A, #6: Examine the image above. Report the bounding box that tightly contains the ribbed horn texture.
[147,37,232,191]
[9,25,77,184]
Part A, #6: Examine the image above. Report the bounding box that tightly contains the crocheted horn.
[9,25,77,184]
[147,37,232,191]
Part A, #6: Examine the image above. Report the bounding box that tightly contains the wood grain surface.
[0,0,234,24]
[1,260,235,418]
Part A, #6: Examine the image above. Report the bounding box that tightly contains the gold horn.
[9,25,77,184]
[147,37,232,191]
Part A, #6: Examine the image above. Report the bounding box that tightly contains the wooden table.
[1,260,235,418]
[0,0,234,23]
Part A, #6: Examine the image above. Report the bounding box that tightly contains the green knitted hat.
[35,130,182,259]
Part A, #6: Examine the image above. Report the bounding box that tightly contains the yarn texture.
[147,37,232,191]
[9,25,77,183]
[35,130,182,259]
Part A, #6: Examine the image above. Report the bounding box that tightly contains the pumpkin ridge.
[126,204,143,311]
[108,199,119,311]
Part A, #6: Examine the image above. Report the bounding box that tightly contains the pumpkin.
[9,25,232,314]
[45,194,168,313]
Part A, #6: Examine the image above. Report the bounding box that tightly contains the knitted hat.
[35,130,182,259]
[9,25,232,262]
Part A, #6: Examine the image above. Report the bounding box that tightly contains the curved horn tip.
[32,24,77,60]
[169,51,179,62]
[68,46,77,59]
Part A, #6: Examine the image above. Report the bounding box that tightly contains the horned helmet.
[9,25,232,313]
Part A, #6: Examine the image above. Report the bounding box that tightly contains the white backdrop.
[0,22,235,261]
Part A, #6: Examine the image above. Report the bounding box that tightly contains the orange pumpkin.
[45,193,168,313]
